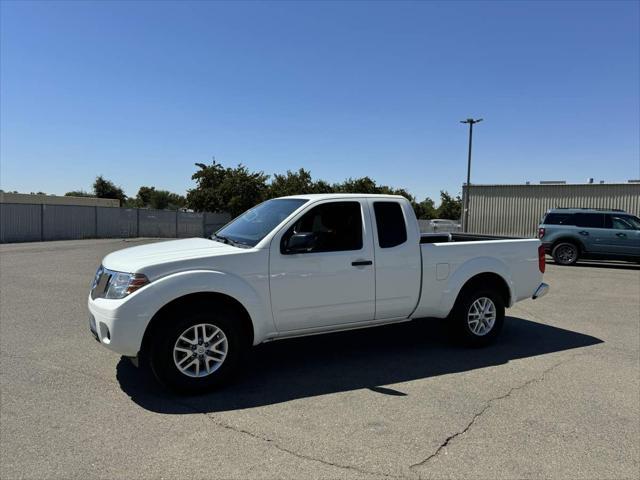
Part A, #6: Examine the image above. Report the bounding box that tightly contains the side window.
[607,214,635,230]
[373,202,407,248]
[543,213,575,225]
[282,201,363,253]
[574,213,604,228]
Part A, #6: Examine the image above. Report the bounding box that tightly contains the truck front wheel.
[451,288,505,347]
[148,305,246,394]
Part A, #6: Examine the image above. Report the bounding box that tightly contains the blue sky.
[1,0,638,202]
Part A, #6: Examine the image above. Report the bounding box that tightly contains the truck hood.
[102,238,240,273]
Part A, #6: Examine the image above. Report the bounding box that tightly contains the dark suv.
[538,208,640,265]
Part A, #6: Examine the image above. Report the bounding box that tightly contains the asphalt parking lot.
[1,238,638,479]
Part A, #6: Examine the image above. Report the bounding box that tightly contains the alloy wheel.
[467,297,497,336]
[173,323,228,378]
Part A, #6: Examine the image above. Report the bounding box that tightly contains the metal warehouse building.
[463,182,640,238]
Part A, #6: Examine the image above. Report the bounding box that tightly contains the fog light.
[99,322,111,343]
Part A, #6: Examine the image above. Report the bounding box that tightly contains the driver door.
[600,214,640,256]
[268,200,376,332]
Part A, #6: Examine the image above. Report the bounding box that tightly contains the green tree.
[165,192,187,210]
[151,190,186,210]
[93,176,127,205]
[436,191,462,220]
[149,190,170,210]
[333,177,414,200]
[133,186,186,210]
[65,190,93,197]
[135,186,156,207]
[122,197,138,208]
[187,161,269,217]
[313,179,335,194]
[185,159,462,221]
[267,168,334,198]
[334,176,379,194]
[413,197,438,219]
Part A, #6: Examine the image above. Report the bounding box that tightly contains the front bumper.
[87,294,148,357]
[89,313,100,342]
[532,282,549,300]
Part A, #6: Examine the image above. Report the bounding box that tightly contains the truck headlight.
[91,266,149,300]
[105,272,150,299]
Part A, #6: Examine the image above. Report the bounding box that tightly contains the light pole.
[460,118,483,232]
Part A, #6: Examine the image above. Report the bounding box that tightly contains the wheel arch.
[551,236,585,253]
[453,272,512,311]
[437,255,515,317]
[140,292,255,358]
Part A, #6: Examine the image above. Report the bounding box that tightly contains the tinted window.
[282,201,363,253]
[216,198,307,247]
[574,213,604,228]
[606,214,640,230]
[543,213,575,225]
[624,215,640,229]
[373,202,407,248]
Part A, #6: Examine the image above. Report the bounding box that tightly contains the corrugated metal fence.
[0,204,231,243]
[463,183,640,237]
[5,184,637,242]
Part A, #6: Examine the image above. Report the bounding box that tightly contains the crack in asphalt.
[165,395,410,480]
[409,353,584,473]
[2,348,587,479]
[201,412,409,479]
[3,351,405,478]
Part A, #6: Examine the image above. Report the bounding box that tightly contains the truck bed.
[420,232,522,243]
[414,235,542,319]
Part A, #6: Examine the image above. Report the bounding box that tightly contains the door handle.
[351,260,373,266]
[578,231,589,236]
[616,233,627,238]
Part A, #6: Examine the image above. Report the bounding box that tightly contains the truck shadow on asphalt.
[116,316,603,413]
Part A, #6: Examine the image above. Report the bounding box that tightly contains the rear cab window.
[373,201,407,248]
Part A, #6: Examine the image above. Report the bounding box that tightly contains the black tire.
[450,288,505,347]
[148,303,247,394]
[552,241,580,266]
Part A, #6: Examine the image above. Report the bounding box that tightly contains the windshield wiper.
[211,233,231,244]
[210,233,249,248]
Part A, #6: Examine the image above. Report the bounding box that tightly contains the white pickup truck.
[88,194,548,393]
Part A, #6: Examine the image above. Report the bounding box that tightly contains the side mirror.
[285,232,317,253]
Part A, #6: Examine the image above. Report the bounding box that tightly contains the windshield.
[214,198,308,247]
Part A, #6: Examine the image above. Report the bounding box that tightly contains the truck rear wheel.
[450,288,505,347]
[148,305,246,394]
